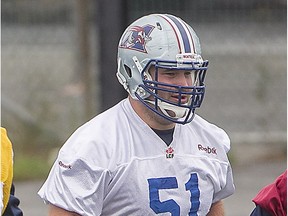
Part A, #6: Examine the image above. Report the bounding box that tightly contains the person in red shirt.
[250,170,287,216]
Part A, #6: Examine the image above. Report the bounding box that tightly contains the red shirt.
[253,170,287,216]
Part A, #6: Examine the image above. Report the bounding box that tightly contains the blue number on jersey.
[148,177,180,215]
[148,173,200,216]
[185,173,200,215]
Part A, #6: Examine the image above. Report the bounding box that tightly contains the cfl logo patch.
[165,146,174,159]
[198,144,217,155]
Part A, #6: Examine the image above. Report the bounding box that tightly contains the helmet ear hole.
[124,64,132,78]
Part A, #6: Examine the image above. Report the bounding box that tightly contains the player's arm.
[48,204,81,216]
[207,200,225,216]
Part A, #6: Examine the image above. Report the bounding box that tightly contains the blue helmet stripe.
[166,15,192,53]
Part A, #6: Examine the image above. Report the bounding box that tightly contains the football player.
[38,14,235,216]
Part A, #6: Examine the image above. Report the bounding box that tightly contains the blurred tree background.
[1,0,286,180]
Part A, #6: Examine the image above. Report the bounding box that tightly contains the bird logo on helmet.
[119,25,155,53]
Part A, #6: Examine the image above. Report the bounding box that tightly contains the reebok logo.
[58,160,72,169]
[198,144,217,155]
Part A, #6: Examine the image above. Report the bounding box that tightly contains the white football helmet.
[116,14,208,124]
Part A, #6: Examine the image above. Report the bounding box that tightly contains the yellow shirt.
[1,128,13,214]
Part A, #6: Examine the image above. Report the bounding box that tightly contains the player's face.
[148,67,195,106]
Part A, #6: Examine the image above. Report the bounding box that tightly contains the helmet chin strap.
[145,99,187,119]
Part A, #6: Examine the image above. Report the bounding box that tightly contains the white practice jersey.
[38,98,235,216]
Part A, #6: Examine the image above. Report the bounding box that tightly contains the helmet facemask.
[134,57,208,124]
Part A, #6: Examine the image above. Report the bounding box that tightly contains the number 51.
[148,173,200,216]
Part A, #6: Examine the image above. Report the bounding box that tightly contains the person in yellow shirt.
[1,127,23,216]
[1,127,13,214]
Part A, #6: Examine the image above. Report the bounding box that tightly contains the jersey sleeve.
[212,127,235,203]
[38,149,113,216]
[212,163,235,203]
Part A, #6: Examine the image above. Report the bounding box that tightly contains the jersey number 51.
[148,173,200,216]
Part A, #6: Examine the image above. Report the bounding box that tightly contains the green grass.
[13,154,52,181]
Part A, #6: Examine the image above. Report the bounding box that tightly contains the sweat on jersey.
[38,98,235,216]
